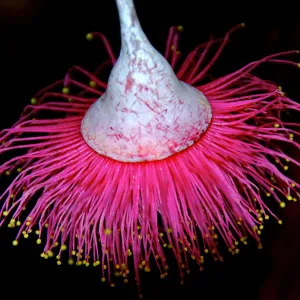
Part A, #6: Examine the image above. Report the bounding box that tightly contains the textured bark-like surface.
[81,0,211,162]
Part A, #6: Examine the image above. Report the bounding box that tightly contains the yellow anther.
[101,277,106,283]
[3,211,8,217]
[16,221,21,226]
[213,234,218,239]
[89,81,96,88]
[86,33,94,41]
[124,279,129,283]
[71,250,76,256]
[258,217,263,222]
[266,193,271,197]
[170,45,175,51]
[293,198,297,202]
[167,228,172,233]
[17,168,22,173]
[144,266,151,272]
[61,244,67,251]
[103,264,107,270]
[284,166,289,171]
[24,233,29,239]
[278,220,283,225]
[265,215,270,220]
[204,248,209,254]
[115,264,120,269]
[54,242,59,247]
[25,221,30,226]
[62,87,70,94]
[177,25,184,32]
[47,251,54,257]
[104,228,112,235]
[243,241,248,245]
[235,249,239,254]
[68,258,74,265]
[56,255,60,260]
[43,254,48,259]
[280,202,286,208]
[85,262,90,267]
[12,240,18,246]
[36,239,42,244]
[259,225,264,230]
[76,261,82,266]
[278,86,282,90]
[45,223,48,228]
[31,98,38,105]
[291,183,296,187]
[274,124,280,128]
[258,243,263,249]
[57,260,62,265]
[287,195,293,201]
[40,253,45,258]
[35,230,40,235]
[257,230,261,235]
[68,98,73,102]
[234,241,239,246]
[176,50,181,56]
[5,171,11,176]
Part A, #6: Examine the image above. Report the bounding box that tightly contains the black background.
[0,1,299,299]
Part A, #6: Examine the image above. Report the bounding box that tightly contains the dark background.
[0,1,299,299]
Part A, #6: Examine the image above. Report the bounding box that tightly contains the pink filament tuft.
[0,25,299,290]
